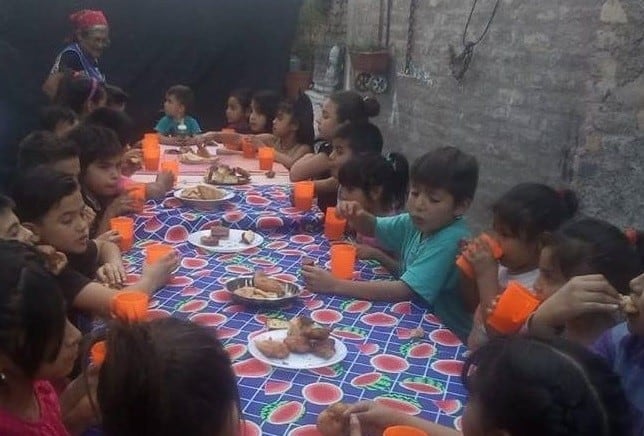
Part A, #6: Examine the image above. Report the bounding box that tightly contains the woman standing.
[43,9,110,99]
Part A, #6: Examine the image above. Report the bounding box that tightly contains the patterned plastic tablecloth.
[121,186,468,436]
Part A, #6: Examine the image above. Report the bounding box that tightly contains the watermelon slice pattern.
[122,183,467,434]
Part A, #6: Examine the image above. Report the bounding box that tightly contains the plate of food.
[173,185,234,209]
[187,227,263,253]
[226,272,301,308]
[204,164,251,185]
[178,145,219,165]
[249,317,347,369]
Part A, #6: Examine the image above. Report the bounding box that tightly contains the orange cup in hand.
[160,159,179,184]
[90,340,107,366]
[145,243,173,265]
[241,138,256,159]
[487,281,540,333]
[258,146,274,171]
[126,183,146,212]
[293,181,315,211]
[111,291,149,322]
[324,207,347,240]
[109,216,134,252]
[383,426,429,436]
[330,243,356,280]
[456,233,503,279]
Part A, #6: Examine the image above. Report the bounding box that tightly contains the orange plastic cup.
[143,132,159,146]
[324,207,347,240]
[90,340,107,366]
[383,426,429,436]
[258,147,274,171]
[160,159,179,183]
[145,243,173,265]
[457,233,503,278]
[109,216,134,252]
[487,281,540,333]
[330,243,356,280]
[143,144,160,171]
[241,138,256,159]
[126,183,146,212]
[111,291,149,322]
[293,181,315,211]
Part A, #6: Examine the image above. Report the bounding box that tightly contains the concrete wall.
[345,0,643,230]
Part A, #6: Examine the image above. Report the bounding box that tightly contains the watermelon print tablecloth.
[120,188,469,436]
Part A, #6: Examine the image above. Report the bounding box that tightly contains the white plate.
[187,229,264,253]
[173,186,234,209]
[248,329,347,369]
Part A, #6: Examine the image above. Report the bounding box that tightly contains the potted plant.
[286,0,328,99]
[349,44,390,93]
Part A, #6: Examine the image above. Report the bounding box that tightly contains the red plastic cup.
[145,243,173,265]
[383,426,429,436]
[457,233,503,278]
[109,216,134,252]
[293,181,315,211]
[330,243,356,280]
[324,207,347,240]
[258,146,275,171]
[241,138,256,159]
[90,340,107,366]
[111,291,149,322]
[487,281,541,333]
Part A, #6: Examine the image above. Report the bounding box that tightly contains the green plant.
[291,0,329,70]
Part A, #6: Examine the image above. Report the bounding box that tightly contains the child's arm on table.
[95,194,139,236]
[345,401,461,436]
[356,244,401,276]
[276,144,312,169]
[336,201,377,237]
[95,240,126,287]
[289,152,331,182]
[145,171,174,200]
[68,251,179,318]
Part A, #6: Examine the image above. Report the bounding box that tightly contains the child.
[337,153,408,274]
[248,90,280,134]
[224,87,252,133]
[54,74,107,117]
[267,93,314,168]
[0,195,34,243]
[0,240,83,435]
[11,168,178,323]
[303,147,478,340]
[40,105,79,137]
[594,270,644,436]
[66,125,172,237]
[17,131,81,179]
[528,218,643,345]
[155,85,202,142]
[105,84,129,112]
[290,90,380,183]
[344,336,630,436]
[93,317,240,436]
[464,183,578,349]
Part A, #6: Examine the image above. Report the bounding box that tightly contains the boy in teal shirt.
[303,146,479,341]
[155,85,201,142]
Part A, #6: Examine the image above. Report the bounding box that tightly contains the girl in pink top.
[337,153,409,275]
[0,242,84,436]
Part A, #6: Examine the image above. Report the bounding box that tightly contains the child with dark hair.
[345,335,630,436]
[84,107,135,146]
[92,317,240,436]
[464,183,579,349]
[225,87,252,133]
[290,90,381,183]
[54,74,107,117]
[40,105,79,137]
[528,218,643,346]
[155,85,201,142]
[11,168,177,325]
[248,90,280,134]
[0,195,34,243]
[0,240,84,435]
[304,147,478,340]
[338,153,408,274]
[17,131,81,178]
[105,84,129,111]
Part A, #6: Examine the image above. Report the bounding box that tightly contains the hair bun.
[363,97,380,118]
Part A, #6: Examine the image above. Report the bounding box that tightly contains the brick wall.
[344,0,643,230]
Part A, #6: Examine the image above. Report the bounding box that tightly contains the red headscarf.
[69,9,108,31]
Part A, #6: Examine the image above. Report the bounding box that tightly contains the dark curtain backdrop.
[0,0,301,191]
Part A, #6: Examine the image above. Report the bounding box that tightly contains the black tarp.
[0,0,301,190]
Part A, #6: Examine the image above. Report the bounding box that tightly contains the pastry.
[200,235,220,246]
[241,230,255,244]
[310,338,336,359]
[316,403,350,436]
[302,257,316,266]
[181,185,224,200]
[621,295,639,315]
[254,339,290,359]
[254,271,285,296]
[284,335,312,353]
[210,226,230,238]
[266,318,290,330]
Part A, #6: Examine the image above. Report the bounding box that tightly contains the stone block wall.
[344,0,643,229]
